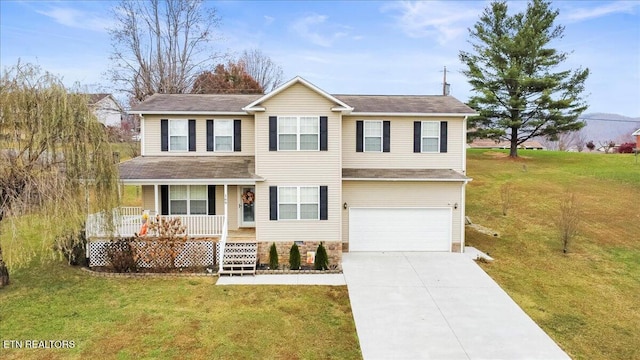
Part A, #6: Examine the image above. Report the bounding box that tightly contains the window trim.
[168,119,189,152]
[421,120,441,153]
[214,119,234,152]
[277,186,320,220]
[277,116,320,151]
[168,185,208,215]
[363,120,383,152]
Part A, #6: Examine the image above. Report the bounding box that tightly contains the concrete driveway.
[342,252,570,360]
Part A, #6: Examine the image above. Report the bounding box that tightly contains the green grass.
[0,260,360,359]
[465,149,640,360]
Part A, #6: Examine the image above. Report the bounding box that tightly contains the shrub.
[55,228,88,267]
[314,242,329,271]
[268,243,279,270]
[106,239,137,272]
[289,243,301,270]
[618,142,635,154]
[586,141,595,151]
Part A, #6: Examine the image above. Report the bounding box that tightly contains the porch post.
[224,184,228,231]
[154,184,159,215]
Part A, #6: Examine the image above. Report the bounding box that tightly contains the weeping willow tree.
[0,62,120,287]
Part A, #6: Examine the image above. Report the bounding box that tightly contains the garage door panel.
[349,208,451,252]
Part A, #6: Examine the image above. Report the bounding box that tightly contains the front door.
[239,186,255,227]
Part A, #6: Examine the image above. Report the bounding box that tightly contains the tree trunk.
[509,127,519,158]
[0,245,9,288]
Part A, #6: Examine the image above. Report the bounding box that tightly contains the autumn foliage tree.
[0,63,120,286]
[191,62,264,94]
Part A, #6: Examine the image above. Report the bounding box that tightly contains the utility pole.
[442,66,450,96]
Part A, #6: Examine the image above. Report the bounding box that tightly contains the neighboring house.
[89,93,123,127]
[86,77,475,271]
[633,129,640,149]
[467,139,545,150]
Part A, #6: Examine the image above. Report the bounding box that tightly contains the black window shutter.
[356,121,363,152]
[414,121,422,153]
[269,116,277,151]
[320,186,328,220]
[160,185,169,215]
[207,185,216,215]
[161,119,168,151]
[320,116,328,151]
[188,119,196,151]
[206,120,214,151]
[234,119,242,152]
[269,186,278,220]
[440,121,448,153]
[383,121,391,152]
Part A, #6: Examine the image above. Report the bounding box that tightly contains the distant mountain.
[579,113,640,143]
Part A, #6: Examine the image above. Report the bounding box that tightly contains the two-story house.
[87,77,475,272]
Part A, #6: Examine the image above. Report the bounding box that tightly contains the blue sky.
[1,0,639,116]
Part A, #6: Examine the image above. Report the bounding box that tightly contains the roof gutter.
[128,110,249,115]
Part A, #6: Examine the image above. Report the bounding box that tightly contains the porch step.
[220,242,257,276]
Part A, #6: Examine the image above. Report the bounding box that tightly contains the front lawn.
[465,149,639,360]
[0,260,360,359]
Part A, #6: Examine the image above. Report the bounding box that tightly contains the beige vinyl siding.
[142,115,255,156]
[342,116,465,172]
[341,181,464,247]
[254,83,342,242]
[141,185,156,213]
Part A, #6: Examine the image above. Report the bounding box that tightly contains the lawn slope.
[465,150,639,360]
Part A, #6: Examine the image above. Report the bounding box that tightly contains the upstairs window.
[214,120,233,152]
[421,121,440,153]
[277,116,319,151]
[169,120,188,151]
[364,121,383,152]
[162,119,195,152]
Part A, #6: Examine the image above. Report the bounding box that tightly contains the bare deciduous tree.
[108,0,222,102]
[239,49,284,93]
[556,192,580,253]
[0,62,120,286]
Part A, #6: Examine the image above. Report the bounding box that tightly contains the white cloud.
[290,14,352,47]
[382,1,481,44]
[36,6,114,32]
[264,15,275,25]
[563,1,640,22]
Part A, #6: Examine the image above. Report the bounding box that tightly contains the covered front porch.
[85,156,262,273]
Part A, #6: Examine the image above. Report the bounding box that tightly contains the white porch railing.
[86,207,226,238]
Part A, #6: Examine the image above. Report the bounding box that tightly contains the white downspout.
[154,184,159,216]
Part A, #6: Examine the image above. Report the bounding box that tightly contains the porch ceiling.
[342,168,470,182]
[119,156,262,184]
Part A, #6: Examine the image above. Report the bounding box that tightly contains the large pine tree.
[460,0,589,157]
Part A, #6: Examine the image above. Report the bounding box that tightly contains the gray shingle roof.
[119,156,261,181]
[342,168,469,181]
[130,93,475,115]
[131,94,262,113]
[334,95,475,114]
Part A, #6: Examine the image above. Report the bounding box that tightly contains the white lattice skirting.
[88,240,216,268]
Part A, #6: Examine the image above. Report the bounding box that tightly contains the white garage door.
[349,208,451,251]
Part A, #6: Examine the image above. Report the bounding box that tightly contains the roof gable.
[243,76,353,113]
[633,128,640,136]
